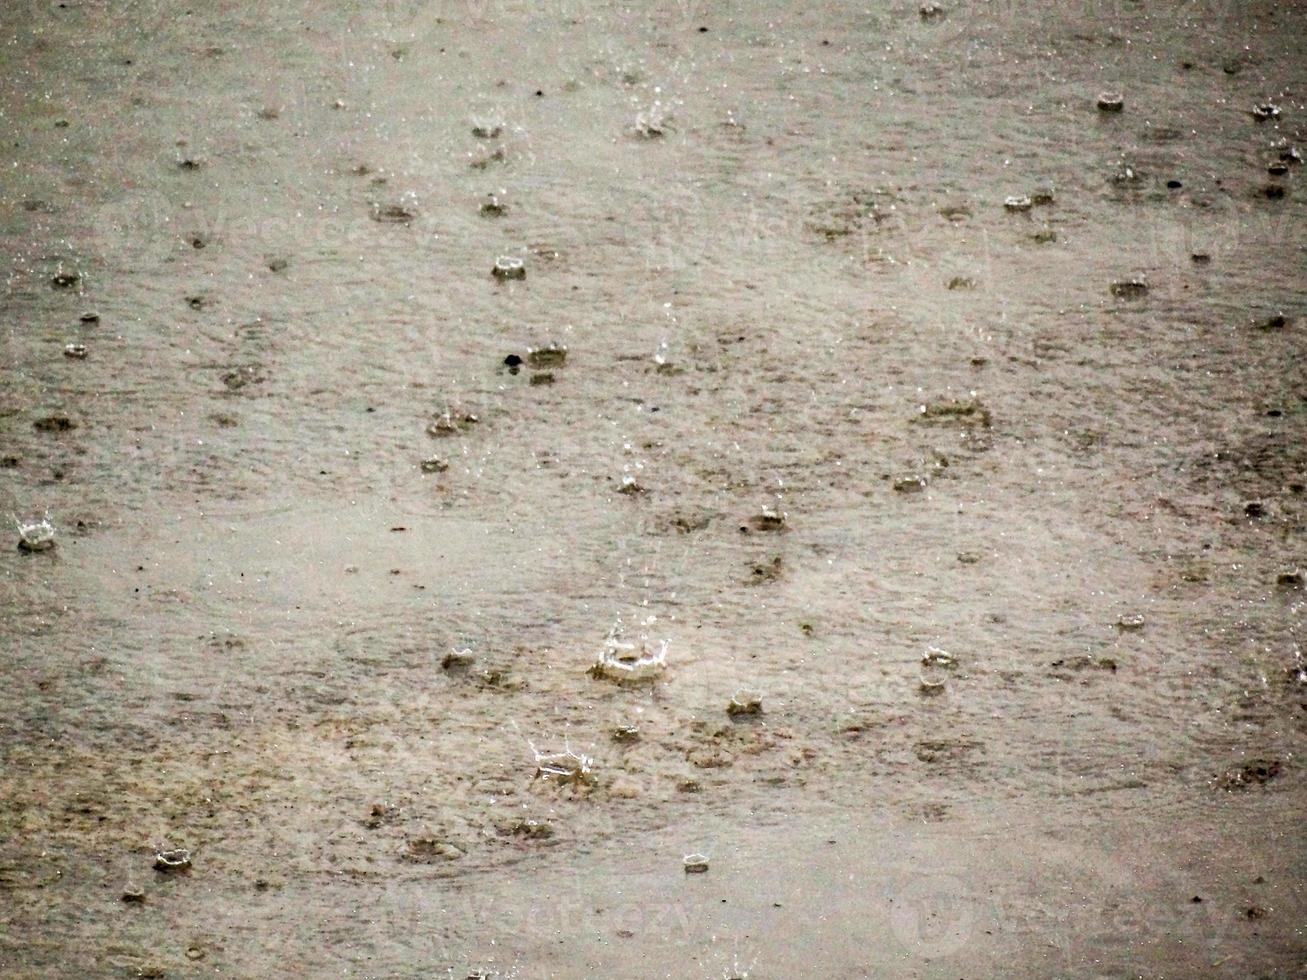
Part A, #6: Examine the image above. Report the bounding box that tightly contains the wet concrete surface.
[1,0,1304,976]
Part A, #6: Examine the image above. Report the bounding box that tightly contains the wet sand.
[1,0,1304,976]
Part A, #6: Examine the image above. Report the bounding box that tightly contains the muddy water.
[1,0,1304,976]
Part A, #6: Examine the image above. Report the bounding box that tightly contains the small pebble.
[63,343,87,359]
[1003,194,1033,212]
[1097,92,1125,113]
[80,311,100,324]
[1276,570,1303,588]
[1251,103,1281,121]
[1117,614,1146,632]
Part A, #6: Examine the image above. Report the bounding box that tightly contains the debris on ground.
[1217,759,1282,790]
[748,555,784,583]
[33,415,77,432]
[364,802,399,829]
